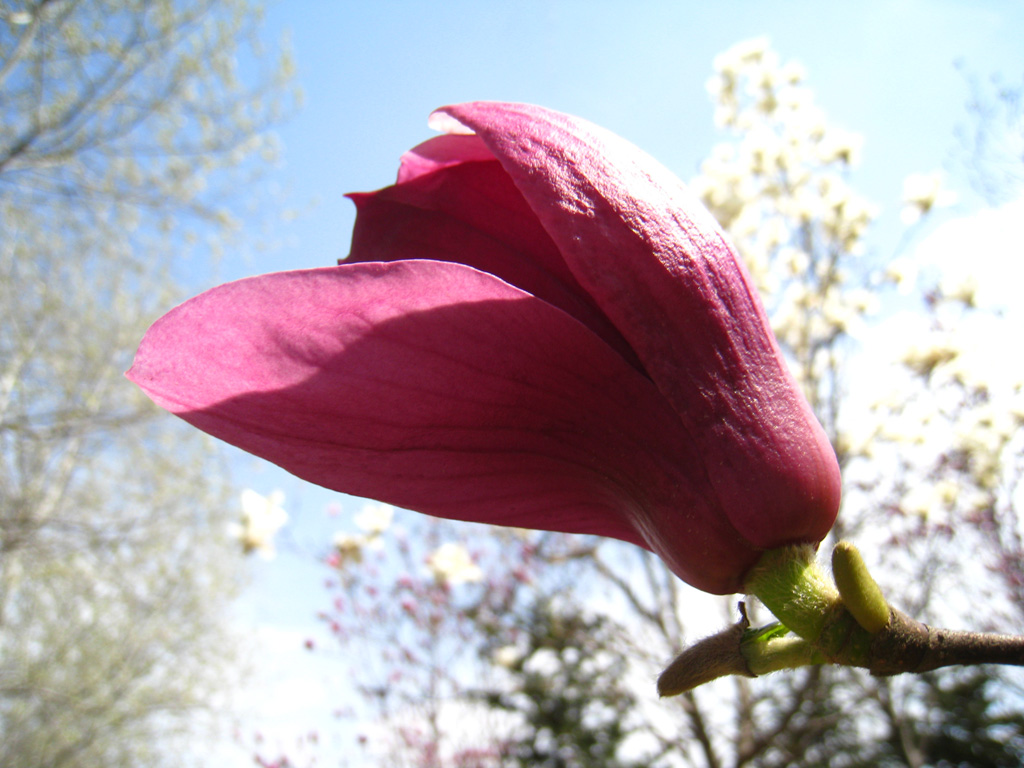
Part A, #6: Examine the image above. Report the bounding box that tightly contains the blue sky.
[214,1,1024,764]
[229,0,1024,284]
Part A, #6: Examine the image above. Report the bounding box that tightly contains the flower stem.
[742,544,840,642]
[742,632,826,675]
[658,541,1024,696]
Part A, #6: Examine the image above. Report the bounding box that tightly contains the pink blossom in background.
[128,101,840,594]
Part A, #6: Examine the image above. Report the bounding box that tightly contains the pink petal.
[346,153,640,367]
[128,260,760,593]
[438,102,841,548]
[395,133,496,184]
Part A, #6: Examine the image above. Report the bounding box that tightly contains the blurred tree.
[475,596,643,768]
[0,1,294,765]
[917,670,1024,767]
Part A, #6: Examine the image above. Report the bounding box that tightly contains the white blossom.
[901,171,957,223]
[332,532,366,568]
[426,542,483,585]
[883,257,919,294]
[231,489,287,558]
[493,645,521,669]
[353,502,394,536]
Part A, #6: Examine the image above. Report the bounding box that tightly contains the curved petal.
[395,133,496,184]
[128,260,759,593]
[346,156,641,367]
[438,101,841,549]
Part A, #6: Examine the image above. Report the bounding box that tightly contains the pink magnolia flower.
[128,102,840,594]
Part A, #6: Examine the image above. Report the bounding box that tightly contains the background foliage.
[0,1,293,765]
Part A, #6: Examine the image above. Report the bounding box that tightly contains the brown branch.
[680,689,723,768]
[658,604,1024,697]
[868,608,1024,676]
